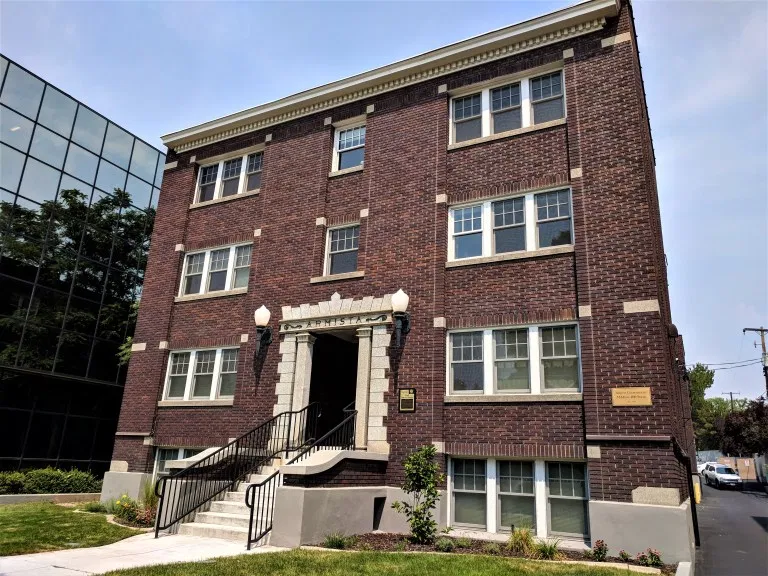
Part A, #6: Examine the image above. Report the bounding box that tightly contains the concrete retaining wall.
[0,492,100,504]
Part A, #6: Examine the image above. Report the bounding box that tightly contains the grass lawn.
[0,502,140,556]
[104,549,635,576]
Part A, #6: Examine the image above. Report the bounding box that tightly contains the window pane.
[233,267,249,289]
[125,174,152,209]
[71,107,107,154]
[221,178,239,197]
[452,362,483,391]
[455,232,482,258]
[184,274,201,295]
[494,227,525,253]
[208,250,228,290]
[29,125,67,169]
[330,250,358,274]
[538,219,572,248]
[500,495,535,531]
[550,498,587,535]
[452,332,483,361]
[533,97,564,124]
[247,152,263,173]
[192,374,212,398]
[338,147,365,170]
[338,126,366,150]
[453,94,481,121]
[129,140,159,183]
[222,157,242,180]
[96,160,127,194]
[235,245,251,267]
[19,158,60,204]
[493,109,522,133]
[1,105,34,150]
[455,117,482,143]
[0,64,44,119]
[219,373,237,397]
[491,84,520,111]
[1,142,26,192]
[542,358,579,390]
[102,123,133,169]
[496,360,529,391]
[454,205,482,233]
[38,86,77,137]
[167,376,186,398]
[246,171,261,191]
[65,143,99,184]
[454,492,486,526]
[199,183,215,202]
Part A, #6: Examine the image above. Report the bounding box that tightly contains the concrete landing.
[0,531,285,575]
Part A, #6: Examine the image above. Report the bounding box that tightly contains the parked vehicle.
[697,461,716,474]
[703,463,743,489]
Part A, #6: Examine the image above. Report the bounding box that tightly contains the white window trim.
[153,447,203,479]
[446,322,582,397]
[447,457,588,539]
[448,187,573,262]
[448,68,565,146]
[162,347,240,401]
[323,223,360,276]
[331,118,366,174]
[178,242,253,297]
[194,149,263,204]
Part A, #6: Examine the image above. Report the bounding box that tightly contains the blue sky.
[2,1,765,399]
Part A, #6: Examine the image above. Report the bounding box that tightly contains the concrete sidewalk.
[0,532,285,575]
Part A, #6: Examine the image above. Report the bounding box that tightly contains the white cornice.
[163,0,618,153]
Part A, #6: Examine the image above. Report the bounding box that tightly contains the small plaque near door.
[398,388,416,412]
[611,387,652,406]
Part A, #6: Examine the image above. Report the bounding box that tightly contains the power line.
[686,358,760,367]
[711,361,762,372]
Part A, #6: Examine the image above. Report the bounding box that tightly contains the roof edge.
[162,0,619,152]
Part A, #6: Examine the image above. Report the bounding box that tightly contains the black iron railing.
[154,402,320,536]
[245,401,357,548]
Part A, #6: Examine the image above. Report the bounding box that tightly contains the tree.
[688,363,715,446]
[695,397,748,450]
[721,398,768,456]
[392,445,444,544]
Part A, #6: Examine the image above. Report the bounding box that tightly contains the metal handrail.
[153,402,320,536]
[245,406,357,548]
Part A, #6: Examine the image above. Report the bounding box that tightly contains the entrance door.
[308,332,358,439]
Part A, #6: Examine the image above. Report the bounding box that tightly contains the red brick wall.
[113,1,692,504]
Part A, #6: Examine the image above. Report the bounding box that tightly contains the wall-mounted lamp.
[253,305,273,374]
[392,289,411,348]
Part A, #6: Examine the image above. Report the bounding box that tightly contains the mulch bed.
[317,532,677,575]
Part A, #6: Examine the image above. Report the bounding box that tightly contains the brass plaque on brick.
[398,388,416,412]
[611,387,652,406]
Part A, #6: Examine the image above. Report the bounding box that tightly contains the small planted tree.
[392,445,444,544]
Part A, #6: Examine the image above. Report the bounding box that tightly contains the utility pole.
[743,327,768,396]
[722,391,741,412]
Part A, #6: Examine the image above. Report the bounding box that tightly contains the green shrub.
[455,537,472,549]
[483,542,501,555]
[434,537,455,553]
[392,445,444,544]
[592,539,608,562]
[83,501,108,513]
[507,527,534,556]
[113,494,141,524]
[618,550,631,562]
[637,548,663,567]
[323,532,350,549]
[532,539,561,560]
[0,471,25,494]
[17,467,101,494]
[140,481,158,514]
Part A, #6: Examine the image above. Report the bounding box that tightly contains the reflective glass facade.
[0,55,164,474]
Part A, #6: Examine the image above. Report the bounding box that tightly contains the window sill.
[446,244,573,268]
[174,287,247,303]
[444,393,582,403]
[328,165,364,178]
[190,189,259,210]
[447,118,566,151]
[310,270,365,284]
[158,398,235,408]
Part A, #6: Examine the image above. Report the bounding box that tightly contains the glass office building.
[0,55,164,474]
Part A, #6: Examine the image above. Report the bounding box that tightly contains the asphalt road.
[695,480,768,576]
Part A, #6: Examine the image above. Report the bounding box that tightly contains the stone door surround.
[274,292,394,454]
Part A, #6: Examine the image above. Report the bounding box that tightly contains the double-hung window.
[163,348,239,400]
[180,243,252,296]
[333,124,365,171]
[326,225,359,275]
[498,461,536,531]
[195,149,264,203]
[448,189,572,261]
[449,69,564,145]
[448,324,580,396]
[547,462,588,536]
[452,459,486,527]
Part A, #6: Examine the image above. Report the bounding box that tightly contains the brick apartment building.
[104,0,697,561]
